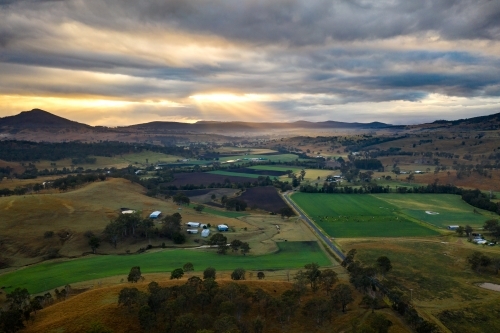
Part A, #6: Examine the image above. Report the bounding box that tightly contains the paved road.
[283,191,345,261]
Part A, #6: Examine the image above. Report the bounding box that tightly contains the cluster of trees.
[103,212,186,249]
[467,251,500,274]
[0,287,43,333]
[0,140,191,163]
[341,250,439,333]
[117,263,377,333]
[161,175,294,194]
[208,233,250,255]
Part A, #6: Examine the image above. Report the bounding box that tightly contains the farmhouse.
[201,229,210,237]
[218,224,229,232]
[187,222,201,228]
[149,211,162,219]
[187,229,199,234]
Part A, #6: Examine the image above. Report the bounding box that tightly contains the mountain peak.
[0,109,91,130]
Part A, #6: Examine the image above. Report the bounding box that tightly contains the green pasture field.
[220,154,300,163]
[291,193,439,237]
[207,170,262,179]
[0,241,330,294]
[249,165,301,172]
[373,193,498,228]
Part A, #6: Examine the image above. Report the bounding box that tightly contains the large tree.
[279,206,294,219]
[127,266,143,283]
[209,233,229,254]
[331,284,354,313]
[88,236,101,254]
[173,192,190,205]
[376,256,392,275]
[161,213,182,239]
[231,268,246,280]
[170,268,184,280]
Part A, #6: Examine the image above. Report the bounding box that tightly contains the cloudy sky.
[1,0,500,126]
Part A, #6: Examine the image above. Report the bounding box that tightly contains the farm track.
[283,191,346,260]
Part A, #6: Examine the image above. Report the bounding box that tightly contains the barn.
[218,224,229,232]
[201,229,210,237]
[149,211,162,219]
[187,229,199,234]
[187,222,201,228]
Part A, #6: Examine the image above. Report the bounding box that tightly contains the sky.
[1,0,500,126]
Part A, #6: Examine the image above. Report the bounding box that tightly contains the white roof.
[149,211,162,217]
[122,210,136,214]
[218,224,228,228]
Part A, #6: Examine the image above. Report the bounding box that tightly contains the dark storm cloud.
[1,0,500,124]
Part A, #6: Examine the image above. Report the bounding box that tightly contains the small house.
[218,224,229,232]
[187,222,201,228]
[201,229,210,238]
[187,229,199,234]
[447,225,459,230]
[149,211,162,219]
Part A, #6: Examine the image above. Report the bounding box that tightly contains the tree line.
[116,262,394,333]
[0,140,191,162]
[0,173,107,197]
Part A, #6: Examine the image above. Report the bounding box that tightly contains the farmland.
[249,165,301,172]
[373,193,499,228]
[222,167,288,177]
[239,186,290,213]
[207,170,262,179]
[0,241,330,294]
[167,172,259,187]
[0,178,248,265]
[291,193,440,237]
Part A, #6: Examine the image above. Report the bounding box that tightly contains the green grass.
[207,171,262,179]
[291,193,439,237]
[220,154,300,163]
[373,194,498,228]
[249,165,301,172]
[0,241,330,294]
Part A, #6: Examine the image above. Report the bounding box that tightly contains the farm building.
[447,225,459,230]
[218,224,229,232]
[187,229,199,234]
[201,229,210,237]
[200,223,208,229]
[122,210,136,214]
[149,211,162,219]
[187,222,201,228]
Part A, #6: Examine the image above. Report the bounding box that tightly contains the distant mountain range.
[0,109,393,133]
[1,109,499,141]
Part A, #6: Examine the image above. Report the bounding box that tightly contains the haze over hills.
[1,109,500,142]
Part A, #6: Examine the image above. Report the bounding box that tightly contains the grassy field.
[373,194,498,228]
[291,193,440,237]
[0,241,330,294]
[207,170,263,179]
[220,154,300,163]
[249,165,301,172]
